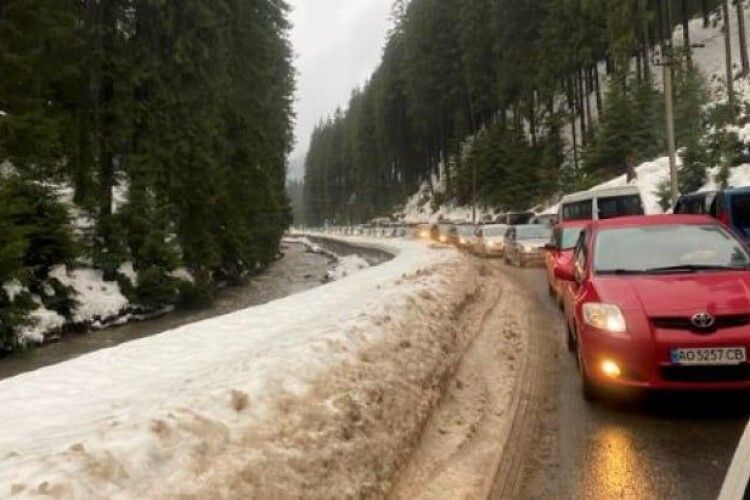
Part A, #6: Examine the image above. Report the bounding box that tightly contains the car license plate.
[670,347,747,366]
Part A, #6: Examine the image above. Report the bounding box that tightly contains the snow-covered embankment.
[0,235,497,498]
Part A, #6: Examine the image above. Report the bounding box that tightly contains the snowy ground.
[0,235,499,498]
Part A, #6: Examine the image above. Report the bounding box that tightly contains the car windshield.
[456,225,475,236]
[561,227,584,249]
[516,225,551,240]
[483,225,507,237]
[730,193,750,236]
[594,224,750,274]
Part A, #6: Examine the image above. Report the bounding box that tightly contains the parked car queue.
[312,184,750,401]
[419,186,750,402]
[544,186,750,401]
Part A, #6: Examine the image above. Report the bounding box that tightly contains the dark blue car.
[674,187,750,243]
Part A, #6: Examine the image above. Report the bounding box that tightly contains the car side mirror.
[554,260,576,282]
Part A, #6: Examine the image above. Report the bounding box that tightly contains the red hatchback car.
[556,215,750,399]
[545,221,587,306]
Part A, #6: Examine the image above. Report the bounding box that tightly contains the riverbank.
[0,240,346,380]
[0,235,495,498]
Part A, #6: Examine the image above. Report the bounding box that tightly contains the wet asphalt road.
[505,265,750,499]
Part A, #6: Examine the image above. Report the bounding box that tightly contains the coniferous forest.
[0,1,294,347]
[303,0,732,225]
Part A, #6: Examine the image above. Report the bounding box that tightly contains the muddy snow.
[0,235,526,499]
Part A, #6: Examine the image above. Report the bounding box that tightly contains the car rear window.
[597,194,644,219]
[483,225,507,236]
[516,225,552,240]
[730,193,750,236]
[562,200,593,221]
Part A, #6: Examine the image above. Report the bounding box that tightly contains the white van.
[558,186,644,223]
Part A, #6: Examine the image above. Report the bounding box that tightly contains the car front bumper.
[580,325,750,390]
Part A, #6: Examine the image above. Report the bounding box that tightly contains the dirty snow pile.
[0,235,488,498]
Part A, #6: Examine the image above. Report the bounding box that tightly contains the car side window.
[573,230,587,282]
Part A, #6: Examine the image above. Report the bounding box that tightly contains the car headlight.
[459,238,466,244]
[583,303,627,333]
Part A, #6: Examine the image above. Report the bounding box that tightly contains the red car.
[545,221,587,306]
[555,215,750,399]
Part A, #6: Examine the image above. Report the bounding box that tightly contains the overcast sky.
[287,0,393,180]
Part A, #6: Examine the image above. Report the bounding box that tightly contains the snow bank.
[0,236,488,498]
[49,265,129,324]
[326,254,370,281]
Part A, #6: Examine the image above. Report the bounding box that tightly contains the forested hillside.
[303,0,734,225]
[0,1,294,349]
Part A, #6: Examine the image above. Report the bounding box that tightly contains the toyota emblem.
[691,312,715,329]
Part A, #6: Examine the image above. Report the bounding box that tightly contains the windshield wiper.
[643,264,749,273]
[596,268,648,275]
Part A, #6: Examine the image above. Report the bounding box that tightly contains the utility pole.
[658,0,679,204]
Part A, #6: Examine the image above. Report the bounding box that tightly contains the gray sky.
[287,0,393,180]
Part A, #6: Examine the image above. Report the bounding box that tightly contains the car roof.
[560,185,641,204]
[678,190,717,199]
[724,186,750,195]
[587,214,717,229]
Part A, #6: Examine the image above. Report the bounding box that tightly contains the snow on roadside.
[48,265,129,324]
[0,235,489,498]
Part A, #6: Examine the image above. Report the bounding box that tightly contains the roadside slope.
[0,236,498,498]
